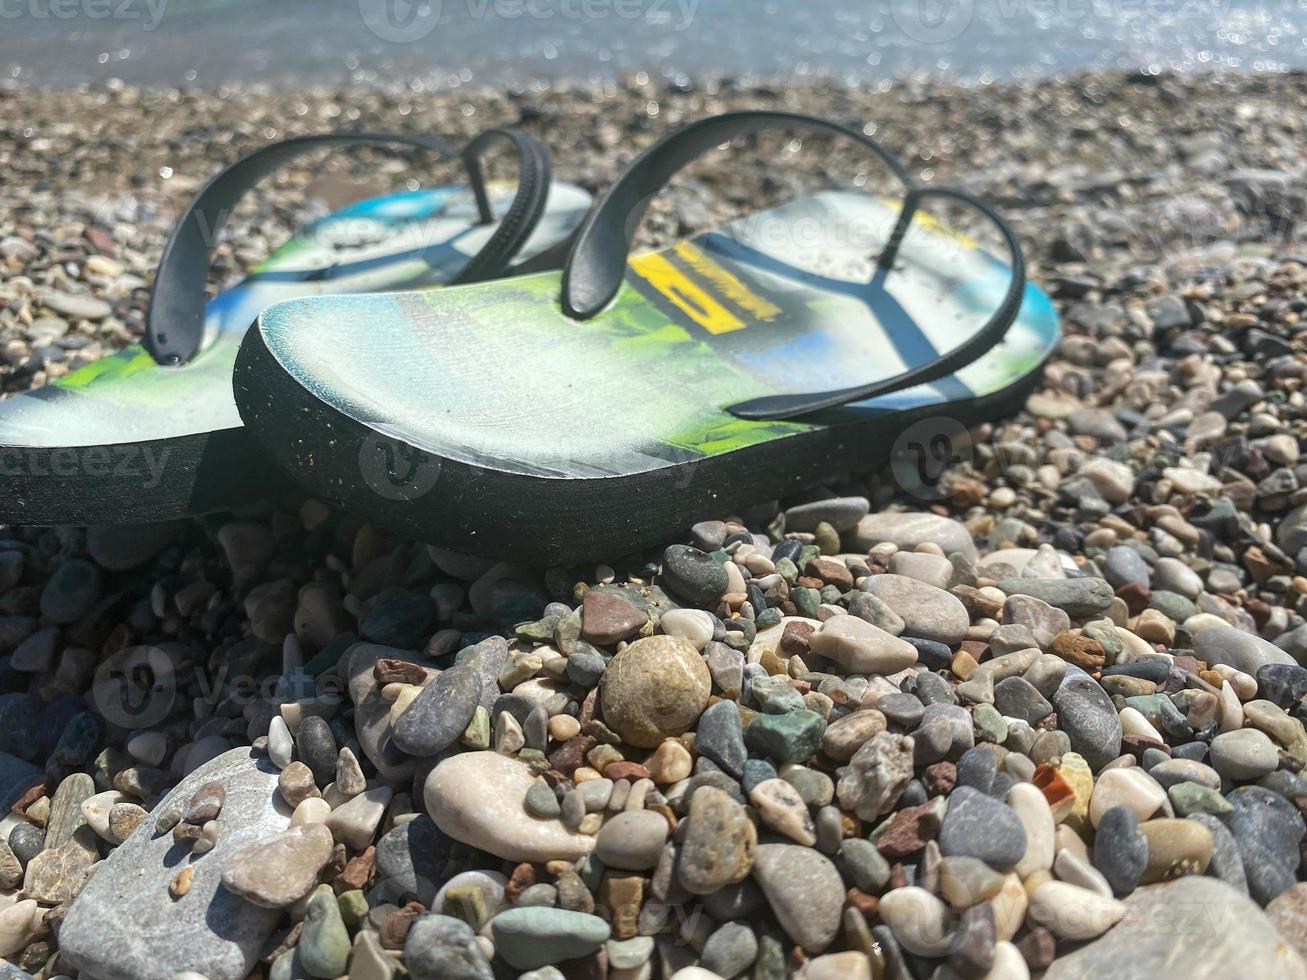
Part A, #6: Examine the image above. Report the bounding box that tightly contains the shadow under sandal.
[0,127,591,525]
[234,110,1061,563]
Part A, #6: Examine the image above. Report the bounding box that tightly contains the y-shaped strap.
[727,187,1026,420]
[559,110,1026,421]
[146,127,552,365]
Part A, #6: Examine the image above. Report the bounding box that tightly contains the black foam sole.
[0,427,289,526]
[234,325,1048,564]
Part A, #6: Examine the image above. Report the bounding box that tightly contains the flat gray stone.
[1045,877,1306,979]
[60,747,292,980]
[1196,625,1296,674]
[853,513,976,560]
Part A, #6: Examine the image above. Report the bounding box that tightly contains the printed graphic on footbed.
[0,180,592,449]
[257,190,1059,479]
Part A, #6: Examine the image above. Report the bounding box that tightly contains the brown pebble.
[334,846,375,893]
[1014,925,1056,970]
[379,902,424,949]
[10,781,48,816]
[876,801,942,860]
[374,658,428,686]
[923,762,957,796]
[506,863,536,904]
[780,621,815,657]
[846,887,880,919]
[170,866,194,899]
[172,822,202,845]
[183,781,226,825]
[1051,631,1105,669]
[549,736,597,777]
[598,873,643,940]
[604,761,650,782]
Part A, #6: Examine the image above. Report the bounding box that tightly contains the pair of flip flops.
[2,112,1060,562]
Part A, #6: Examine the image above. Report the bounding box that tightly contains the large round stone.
[599,635,711,747]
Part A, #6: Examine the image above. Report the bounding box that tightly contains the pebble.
[679,786,756,895]
[1053,675,1123,771]
[853,513,976,560]
[696,698,747,777]
[39,559,102,624]
[299,885,350,978]
[700,921,759,978]
[808,615,918,674]
[878,886,954,956]
[1045,877,1305,979]
[862,575,970,645]
[59,749,293,980]
[599,635,711,748]
[392,665,481,757]
[749,778,817,845]
[785,497,869,532]
[1226,786,1306,904]
[1139,818,1212,883]
[594,810,668,870]
[1089,767,1167,827]
[1027,881,1127,940]
[425,752,595,863]
[662,545,729,606]
[405,914,493,980]
[1209,728,1280,781]
[1092,806,1149,896]
[939,786,1027,869]
[222,824,336,908]
[750,844,844,953]
[490,907,611,970]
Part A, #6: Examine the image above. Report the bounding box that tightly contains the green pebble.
[813,521,840,555]
[515,615,561,643]
[461,705,491,750]
[798,545,821,568]
[792,587,821,619]
[337,889,368,929]
[818,584,843,604]
[1082,620,1123,661]
[1123,694,1169,727]
[491,907,611,971]
[443,883,492,930]
[752,675,806,714]
[751,930,788,980]
[744,709,826,762]
[756,608,783,629]
[1168,781,1234,817]
[299,885,350,979]
[775,557,799,585]
[1149,590,1197,623]
[972,703,1008,744]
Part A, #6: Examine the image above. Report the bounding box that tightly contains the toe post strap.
[146,127,553,366]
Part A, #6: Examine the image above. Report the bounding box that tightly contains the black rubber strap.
[559,110,1025,421]
[727,187,1027,420]
[562,111,913,319]
[146,128,552,365]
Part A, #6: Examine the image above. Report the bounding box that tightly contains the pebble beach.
[2,69,1307,979]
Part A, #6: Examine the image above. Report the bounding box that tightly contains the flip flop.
[0,128,591,525]
[234,111,1060,563]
